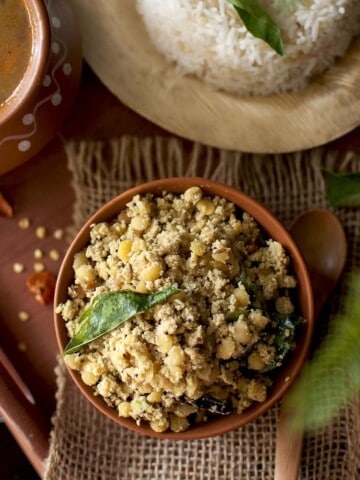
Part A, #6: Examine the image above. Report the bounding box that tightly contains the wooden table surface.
[0,63,359,478]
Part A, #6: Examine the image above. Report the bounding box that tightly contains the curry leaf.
[228,0,285,55]
[239,271,267,312]
[261,311,303,372]
[239,271,302,372]
[324,170,360,207]
[64,285,180,355]
[286,273,360,431]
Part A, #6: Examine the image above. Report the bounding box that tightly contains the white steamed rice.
[136,0,360,96]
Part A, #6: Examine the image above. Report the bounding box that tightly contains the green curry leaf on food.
[228,0,285,56]
[239,271,302,371]
[324,170,360,207]
[64,285,180,355]
[261,311,303,372]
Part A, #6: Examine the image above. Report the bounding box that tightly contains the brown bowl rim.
[54,177,314,439]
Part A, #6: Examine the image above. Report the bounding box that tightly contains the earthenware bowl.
[54,177,314,439]
[0,0,82,175]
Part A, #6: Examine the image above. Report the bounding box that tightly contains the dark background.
[0,421,40,480]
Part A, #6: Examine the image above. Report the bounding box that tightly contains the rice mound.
[136,0,360,96]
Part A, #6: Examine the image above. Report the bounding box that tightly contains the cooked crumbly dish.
[57,187,301,433]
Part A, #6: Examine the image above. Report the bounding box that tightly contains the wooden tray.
[0,65,359,479]
[70,0,360,153]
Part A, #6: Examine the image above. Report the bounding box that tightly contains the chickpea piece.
[150,418,169,433]
[248,351,266,371]
[140,263,162,281]
[216,338,235,360]
[183,186,202,203]
[118,239,132,261]
[190,239,206,256]
[130,215,150,232]
[170,415,190,433]
[81,370,99,386]
[166,345,185,366]
[136,281,148,293]
[118,402,132,417]
[275,296,295,315]
[75,264,95,285]
[248,380,267,402]
[233,285,250,307]
[196,198,215,215]
[73,252,87,270]
[147,391,162,403]
[232,319,252,344]
[157,333,174,354]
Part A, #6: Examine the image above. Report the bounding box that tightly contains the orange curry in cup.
[0,0,33,105]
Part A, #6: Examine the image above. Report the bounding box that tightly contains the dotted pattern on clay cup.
[0,0,82,175]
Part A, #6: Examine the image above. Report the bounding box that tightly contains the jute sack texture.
[45,136,360,480]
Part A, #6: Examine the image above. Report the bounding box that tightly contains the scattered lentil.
[18,311,30,322]
[49,249,60,261]
[13,262,25,273]
[33,248,43,259]
[53,228,64,240]
[18,217,30,229]
[33,262,45,273]
[17,341,27,352]
[35,226,47,239]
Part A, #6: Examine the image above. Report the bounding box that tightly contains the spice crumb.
[18,217,30,229]
[18,341,27,352]
[35,226,47,239]
[53,228,64,240]
[0,192,13,218]
[13,262,25,273]
[33,262,45,273]
[34,248,43,259]
[27,270,56,305]
[18,311,30,322]
[49,249,60,261]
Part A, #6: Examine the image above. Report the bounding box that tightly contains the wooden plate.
[57,1,360,152]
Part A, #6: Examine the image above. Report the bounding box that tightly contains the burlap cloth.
[44,137,360,480]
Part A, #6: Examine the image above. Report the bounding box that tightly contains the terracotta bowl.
[0,0,82,175]
[54,177,314,439]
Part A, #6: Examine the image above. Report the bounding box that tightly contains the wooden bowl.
[0,0,82,174]
[54,177,314,439]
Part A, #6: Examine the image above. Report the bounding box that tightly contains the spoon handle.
[274,405,303,480]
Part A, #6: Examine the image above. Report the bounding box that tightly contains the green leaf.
[239,270,302,372]
[239,271,266,312]
[324,170,360,207]
[286,273,360,431]
[261,312,302,372]
[228,0,284,55]
[64,285,180,355]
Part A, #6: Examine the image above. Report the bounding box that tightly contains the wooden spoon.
[274,208,347,480]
